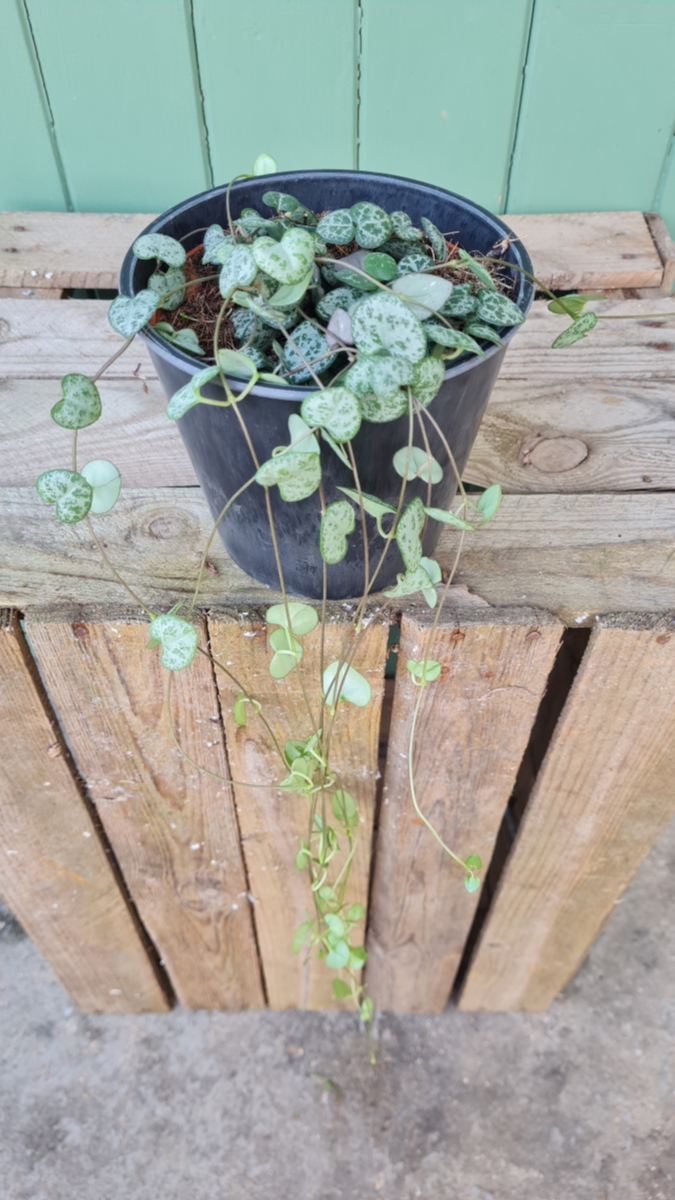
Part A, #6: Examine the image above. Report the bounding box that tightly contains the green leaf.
[301,386,362,443]
[217,348,260,380]
[251,226,316,285]
[383,563,440,606]
[360,390,409,423]
[473,483,502,524]
[351,293,427,363]
[218,245,257,296]
[389,211,423,242]
[370,354,413,396]
[350,201,392,249]
[421,216,449,262]
[287,412,321,455]
[321,428,351,467]
[325,940,351,970]
[267,267,314,309]
[424,506,474,530]
[233,693,247,726]
[325,913,346,938]
[292,920,313,953]
[148,613,198,671]
[268,626,303,679]
[51,374,101,430]
[266,601,318,637]
[475,289,525,328]
[465,854,482,870]
[464,876,481,894]
[202,224,231,265]
[391,272,453,319]
[337,486,396,523]
[349,946,367,969]
[551,311,598,348]
[316,209,355,245]
[262,191,316,223]
[79,459,121,514]
[320,500,355,564]
[457,248,496,290]
[420,556,442,584]
[256,452,322,502]
[335,250,379,292]
[406,658,442,684]
[346,902,365,923]
[395,497,425,571]
[281,320,335,385]
[332,978,352,1000]
[424,324,485,358]
[166,365,220,419]
[411,357,444,407]
[132,233,186,268]
[162,326,205,356]
[323,662,371,708]
[363,252,397,282]
[393,445,443,483]
[35,468,93,524]
[148,266,185,311]
[108,289,159,338]
[439,283,478,318]
[331,789,358,828]
[397,251,433,275]
[547,293,604,318]
[252,153,277,176]
[464,321,504,347]
[315,287,358,322]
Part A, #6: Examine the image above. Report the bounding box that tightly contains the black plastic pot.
[119,171,533,600]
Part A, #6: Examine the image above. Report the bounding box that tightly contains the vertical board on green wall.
[656,136,675,240]
[507,0,675,213]
[358,0,534,213]
[192,0,357,184]
[25,0,211,212]
[0,0,66,210]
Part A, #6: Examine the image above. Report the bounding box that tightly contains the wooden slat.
[366,609,562,1013]
[25,610,265,1011]
[459,623,675,1012]
[3,486,675,619]
[0,211,155,290]
[0,298,156,379]
[504,212,663,290]
[208,609,389,1010]
[0,287,64,299]
[0,610,169,1012]
[645,213,675,297]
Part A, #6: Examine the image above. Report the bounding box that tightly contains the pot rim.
[119,168,534,403]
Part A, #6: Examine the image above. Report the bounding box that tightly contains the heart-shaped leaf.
[406,658,442,684]
[132,233,186,268]
[337,486,396,525]
[148,266,186,311]
[326,307,353,348]
[266,601,318,636]
[389,211,423,242]
[80,459,121,514]
[323,661,371,708]
[473,483,502,523]
[35,468,93,524]
[148,613,198,671]
[332,978,352,1000]
[256,415,322,501]
[464,875,481,893]
[325,940,351,970]
[268,626,303,678]
[315,287,359,322]
[350,202,392,249]
[155,324,205,356]
[262,191,316,223]
[551,311,597,348]
[252,226,316,284]
[391,273,453,319]
[202,224,232,264]
[51,374,101,430]
[335,250,379,292]
[301,386,361,442]
[439,283,478,318]
[457,248,496,290]
[217,348,260,380]
[393,445,443,483]
[411,357,444,407]
[397,251,433,276]
[218,245,257,296]
[252,152,277,175]
[395,497,425,570]
[360,390,408,423]
[320,500,355,564]
[424,324,485,358]
[316,209,355,245]
[267,267,314,309]
[383,562,440,606]
[363,252,397,282]
[475,289,525,327]
[108,289,159,338]
[420,216,449,262]
[548,293,604,318]
[370,354,414,396]
[380,238,415,261]
[424,506,474,531]
[351,293,427,363]
[282,321,335,384]
[464,321,504,347]
[331,789,358,828]
[166,365,220,419]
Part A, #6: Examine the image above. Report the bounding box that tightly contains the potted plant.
[33,156,602,1040]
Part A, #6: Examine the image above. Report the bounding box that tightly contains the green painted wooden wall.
[2,0,675,235]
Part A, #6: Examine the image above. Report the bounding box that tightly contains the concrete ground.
[1,820,674,1200]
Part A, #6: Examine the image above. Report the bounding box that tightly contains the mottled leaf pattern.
[395,497,425,570]
[203,224,231,264]
[35,468,93,524]
[320,500,355,564]
[316,209,354,244]
[475,290,525,327]
[252,226,316,284]
[148,614,198,671]
[51,374,101,429]
[108,289,159,338]
[133,233,186,268]
[551,312,598,348]
[351,293,427,363]
[350,202,392,250]
[389,211,423,242]
[411,357,445,407]
[148,266,186,311]
[439,284,477,318]
[282,321,336,384]
[301,386,361,442]
[424,324,485,357]
[421,217,448,262]
[166,365,220,419]
[316,288,358,321]
[219,245,257,295]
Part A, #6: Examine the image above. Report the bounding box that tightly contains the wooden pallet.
[1,210,675,1014]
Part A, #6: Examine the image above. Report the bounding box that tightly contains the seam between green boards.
[355,0,363,170]
[19,0,73,211]
[501,0,538,214]
[652,124,675,215]
[185,0,214,190]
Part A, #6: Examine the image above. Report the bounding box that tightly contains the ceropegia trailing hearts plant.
[35,153,638,1052]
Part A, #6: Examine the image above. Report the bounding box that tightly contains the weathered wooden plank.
[645,213,675,296]
[366,609,562,1013]
[505,212,663,290]
[459,623,675,1012]
[0,212,154,290]
[3,487,675,619]
[208,609,389,1010]
[0,299,156,379]
[25,611,265,1011]
[0,287,64,299]
[0,610,169,1012]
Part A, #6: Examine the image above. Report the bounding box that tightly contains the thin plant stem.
[84,517,155,618]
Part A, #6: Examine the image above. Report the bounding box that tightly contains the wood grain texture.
[3,486,675,619]
[0,287,64,299]
[25,611,264,1011]
[505,212,663,290]
[366,610,562,1013]
[208,609,389,1010]
[459,625,675,1011]
[0,610,169,1012]
[0,298,157,379]
[0,213,154,289]
[645,212,675,296]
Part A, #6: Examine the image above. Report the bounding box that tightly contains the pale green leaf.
[551,311,598,348]
[457,248,496,289]
[464,876,481,893]
[219,245,257,296]
[133,233,186,268]
[108,289,159,338]
[325,941,351,970]
[424,324,485,357]
[267,267,314,308]
[282,321,335,384]
[166,365,220,419]
[383,563,439,605]
[332,979,352,1000]
[465,853,483,870]
[35,468,92,524]
[389,211,423,242]
[474,483,502,523]
[148,613,198,671]
[406,658,442,683]
[411,357,444,407]
[351,293,427,363]
[424,506,474,531]
[217,348,260,380]
[397,251,433,275]
[202,224,231,265]
[148,266,185,311]
[360,390,409,423]
[251,226,316,284]
[439,283,478,318]
[268,626,303,678]
[51,374,101,430]
[301,386,361,442]
[548,293,604,318]
[331,789,358,827]
[256,451,322,501]
[80,459,121,514]
[266,601,318,637]
[421,216,449,262]
[393,445,443,483]
[363,252,397,281]
[163,326,205,356]
[391,272,453,319]
[395,497,425,570]
[320,500,355,564]
[252,153,277,175]
[323,661,371,708]
[464,321,504,346]
[337,487,395,522]
[315,287,358,321]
